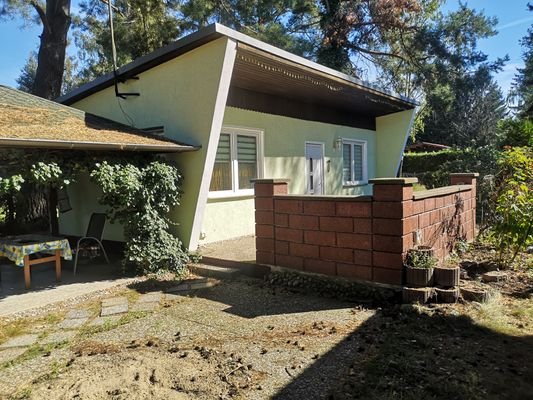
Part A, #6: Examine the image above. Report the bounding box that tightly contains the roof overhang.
[0,137,199,152]
[58,24,418,116]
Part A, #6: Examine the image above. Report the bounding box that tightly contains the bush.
[90,160,190,276]
[488,147,533,266]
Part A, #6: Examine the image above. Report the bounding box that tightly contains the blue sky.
[0,0,531,95]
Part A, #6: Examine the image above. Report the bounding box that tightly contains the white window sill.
[208,190,255,200]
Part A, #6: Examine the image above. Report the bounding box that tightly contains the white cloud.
[497,16,533,31]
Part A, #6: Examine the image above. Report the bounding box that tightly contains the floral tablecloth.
[0,234,73,267]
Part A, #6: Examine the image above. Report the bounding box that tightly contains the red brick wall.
[254,174,477,287]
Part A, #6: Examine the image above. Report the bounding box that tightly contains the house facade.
[59,24,417,250]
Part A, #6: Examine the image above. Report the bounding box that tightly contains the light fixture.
[334,138,343,151]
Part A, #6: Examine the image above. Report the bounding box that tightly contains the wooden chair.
[73,213,110,275]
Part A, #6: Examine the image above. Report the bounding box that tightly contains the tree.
[74,0,182,81]
[512,3,533,117]
[1,0,72,100]
[17,51,81,95]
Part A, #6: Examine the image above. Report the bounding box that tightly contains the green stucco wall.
[59,174,124,241]
[59,37,232,249]
[199,106,379,244]
[375,109,416,177]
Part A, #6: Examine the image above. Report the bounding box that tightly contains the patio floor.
[0,256,133,317]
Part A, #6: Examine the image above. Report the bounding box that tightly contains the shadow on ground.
[191,279,533,399]
[272,307,533,400]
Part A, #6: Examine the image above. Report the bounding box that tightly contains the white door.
[305,142,324,195]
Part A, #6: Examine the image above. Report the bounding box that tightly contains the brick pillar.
[252,179,289,265]
[450,173,479,241]
[369,177,418,285]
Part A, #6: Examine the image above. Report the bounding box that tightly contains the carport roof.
[0,86,198,152]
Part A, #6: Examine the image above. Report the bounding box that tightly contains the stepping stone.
[166,283,190,293]
[65,309,91,320]
[58,317,89,330]
[138,292,162,303]
[164,293,182,301]
[102,296,128,308]
[101,303,128,317]
[482,271,508,283]
[131,302,157,312]
[0,334,39,349]
[89,315,122,327]
[40,331,76,345]
[0,348,27,364]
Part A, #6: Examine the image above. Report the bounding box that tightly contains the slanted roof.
[0,86,198,152]
[59,24,417,124]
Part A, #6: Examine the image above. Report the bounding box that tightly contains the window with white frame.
[342,139,367,185]
[209,128,263,195]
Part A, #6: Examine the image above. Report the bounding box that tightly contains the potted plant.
[404,246,437,287]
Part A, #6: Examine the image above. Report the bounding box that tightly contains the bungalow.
[59,23,417,250]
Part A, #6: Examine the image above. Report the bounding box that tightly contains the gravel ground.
[0,278,374,399]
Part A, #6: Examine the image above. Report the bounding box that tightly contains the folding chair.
[73,213,110,275]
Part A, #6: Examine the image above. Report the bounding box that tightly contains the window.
[342,139,367,185]
[209,128,263,195]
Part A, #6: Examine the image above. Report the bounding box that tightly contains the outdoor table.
[0,234,73,289]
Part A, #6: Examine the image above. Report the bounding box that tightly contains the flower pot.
[436,287,460,303]
[402,287,435,304]
[434,266,460,287]
[405,266,434,287]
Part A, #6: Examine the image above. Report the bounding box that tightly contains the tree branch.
[349,43,406,61]
[30,0,50,34]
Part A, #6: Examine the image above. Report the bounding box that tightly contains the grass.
[0,312,62,346]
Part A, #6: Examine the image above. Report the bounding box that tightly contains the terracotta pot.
[402,287,435,304]
[436,287,460,303]
[434,266,460,287]
[405,266,434,287]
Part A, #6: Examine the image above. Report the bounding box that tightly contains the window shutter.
[342,143,352,182]
[237,135,257,189]
[353,144,363,181]
[209,133,232,191]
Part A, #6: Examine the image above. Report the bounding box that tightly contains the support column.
[370,177,418,285]
[252,179,289,265]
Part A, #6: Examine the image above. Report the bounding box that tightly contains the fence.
[254,173,477,286]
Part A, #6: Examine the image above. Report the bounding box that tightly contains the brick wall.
[254,173,478,287]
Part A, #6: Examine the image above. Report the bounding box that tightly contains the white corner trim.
[395,108,418,177]
[188,38,238,251]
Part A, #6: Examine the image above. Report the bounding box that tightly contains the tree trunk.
[48,187,59,235]
[32,0,71,100]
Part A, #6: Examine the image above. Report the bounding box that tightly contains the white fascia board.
[187,38,238,251]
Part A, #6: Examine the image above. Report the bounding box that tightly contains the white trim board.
[188,38,238,251]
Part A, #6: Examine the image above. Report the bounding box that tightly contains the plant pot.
[434,266,460,287]
[405,266,434,287]
[402,287,434,304]
[436,287,460,303]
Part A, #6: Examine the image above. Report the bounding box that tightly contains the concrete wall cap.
[368,177,418,185]
[449,173,479,178]
[251,179,291,184]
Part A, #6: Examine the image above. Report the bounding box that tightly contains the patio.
[0,255,132,317]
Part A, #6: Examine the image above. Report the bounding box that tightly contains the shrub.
[90,160,189,275]
[489,147,533,266]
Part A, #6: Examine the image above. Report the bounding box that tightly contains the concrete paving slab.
[164,293,183,301]
[0,334,39,349]
[101,296,128,308]
[89,315,122,327]
[40,331,76,345]
[101,303,128,317]
[137,292,162,303]
[131,302,157,312]
[58,317,89,330]
[65,309,91,320]
[0,348,27,364]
